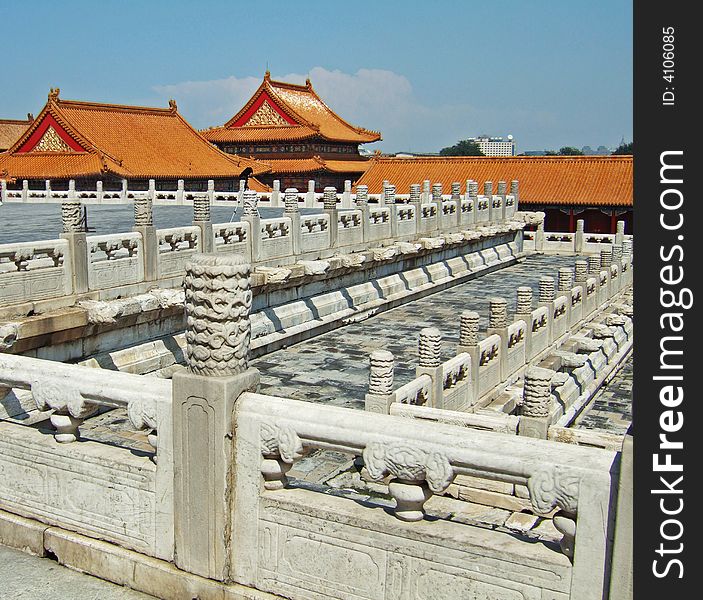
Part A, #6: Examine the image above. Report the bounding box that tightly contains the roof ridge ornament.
[168,99,178,111]
[48,88,60,102]
[264,70,271,81]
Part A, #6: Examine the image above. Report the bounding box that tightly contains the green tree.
[439,140,485,156]
[612,141,633,155]
[557,146,584,155]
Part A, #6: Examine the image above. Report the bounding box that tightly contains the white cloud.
[153,67,555,153]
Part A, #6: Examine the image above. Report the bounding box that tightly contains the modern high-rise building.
[468,135,515,156]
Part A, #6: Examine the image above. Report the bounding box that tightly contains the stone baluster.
[241,189,261,261]
[356,184,371,243]
[323,186,339,247]
[192,192,214,252]
[421,179,431,203]
[45,179,52,201]
[173,253,260,581]
[270,180,281,207]
[409,183,422,235]
[535,219,545,252]
[622,239,633,261]
[574,219,585,253]
[574,260,588,284]
[558,267,573,292]
[510,179,519,205]
[284,188,302,255]
[21,179,29,202]
[417,327,443,408]
[60,199,89,294]
[305,179,316,207]
[133,195,157,281]
[342,179,353,208]
[488,297,508,329]
[458,311,480,350]
[588,255,601,275]
[518,366,555,438]
[431,183,443,232]
[176,179,185,204]
[612,244,623,263]
[0,179,6,203]
[516,286,533,318]
[483,181,493,198]
[468,180,479,201]
[364,350,395,414]
[539,276,555,304]
[451,182,462,227]
[384,183,396,205]
[615,220,625,245]
[497,180,507,197]
[600,247,613,269]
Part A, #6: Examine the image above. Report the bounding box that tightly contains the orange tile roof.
[0,116,33,151]
[258,156,371,175]
[355,156,633,207]
[246,176,272,192]
[0,89,269,182]
[202,124,318,143]
[203,73,381,145]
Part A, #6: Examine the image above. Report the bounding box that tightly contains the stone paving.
[576,354,633,434]
[253,253,583,410]
[0,543,154,599]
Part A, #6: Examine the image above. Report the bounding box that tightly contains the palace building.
[356,155,633,234]
[202,72,381,191]
[0,89,268,191]
[0,115,33,152]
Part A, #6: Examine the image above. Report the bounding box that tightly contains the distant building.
[203,72,381,191]
[355,155,633,234]
[0,89,267,191]
[0,115,33,152]
[467,135,515,157]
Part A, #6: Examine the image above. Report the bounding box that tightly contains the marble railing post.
[96,179,103,203]
[132,195,157,281]
[538,276,556,343]
[241,190,261,261]
[364,350,395,414]
[176,179,185,204]
[120,178,128,202]
[0,179,6,203]
[497,180,507,221]
[615,220,625,245]
[305,179,316,207]
[45,179,52,201]
[510,179,520,206]
[271,180,281,207]
[451,181,462,228]
[237,179,246,205]
[284,188,302,255]
[356,184,371,243]
[385,184,399,238]
[323,186,339,248]
[574,219,585,253]
[514,286,533,323]
[341,179,353,208]
[558,268,573,294]
[193,193,214,253]
[416,327,443,408]
[148,178,156,202]
[421,179,431,203]
[409,183,422,236]
[535,220,546,252]
[518,366,554,438]
[60,199,89,294]
[588,255,601,275]
[172,254,260,581]
[486,297,510,380]
[457,311,480,403]
[431,183,443,232]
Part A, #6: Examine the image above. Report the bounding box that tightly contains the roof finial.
[305,76,312,88]
[48,88,60,102]
[264,67,270,80]
[27,113,34,121]
[168,98,178,111]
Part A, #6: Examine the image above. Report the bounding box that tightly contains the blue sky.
[4,0,632,153]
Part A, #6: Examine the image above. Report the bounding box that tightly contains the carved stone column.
[515,286,533,319]
[60,200,89,294]
[416,327,443,408]
[510,179,520,206]
[356,184,371,243]
[615,220,625,245]
[409,183,422,236]
[558,268,573,292]
[241,190,261,261]
[600,247,613,269]
[588,255,601,275]
[364,350,395,414]
[451,182,462,227]
[539,276,555,304]
[574,219,585,253]
[431,183,443,232]
[172,254,260,581]
[192,193,214,253]
[384,184,398,238]
[518,366,555,438]
[323,186,339,247]
[133,195,157,281]
[284,188,301,255]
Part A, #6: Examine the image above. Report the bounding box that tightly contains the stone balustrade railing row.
[0,181,522,309]
[0,250,630,599]
[523,217,633,255]
[367,245,633,418]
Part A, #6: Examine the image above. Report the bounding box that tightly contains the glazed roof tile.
[0,117,33,151]
[355,156,633,207]
[205,74,381,145]
[0,90,269,181]
[258,156,371,175]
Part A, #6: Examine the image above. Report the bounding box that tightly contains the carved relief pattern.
[355,185,368,207]
[516,286,533,314]
[183,254,252,376]
[363,441,454,493]
[284,188,299,213]
[133,197,153,226]
[489,298,507,328]
[418,327,442,367]
[369,350,395,395]
[243,101,289,126]
[527,465,581,515]
[520,367,553,418]
[193,195,211,221]
[32,126,71,152]
[260,422,304,463]
[538,276,555,303]
[61,201,83,233]
[242,190,259,216]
